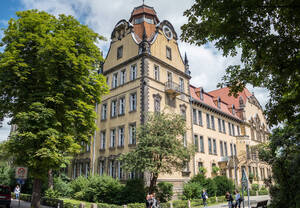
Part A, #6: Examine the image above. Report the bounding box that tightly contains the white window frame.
[120,69,126,85]
[129,123,136,145]
[111,100,117,117]
[130,64,137,81]
[110,129,116,147]
[99,160,105,176]
[130,93,137,111]
[100,131,106,150]
[112,72,118,88]
[118,126,124,147]
[101,104,107,120]
[119,97,125,115]
[154,65,160,81]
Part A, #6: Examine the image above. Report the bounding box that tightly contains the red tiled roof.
[190,85,241,120]
[208,87,252,109]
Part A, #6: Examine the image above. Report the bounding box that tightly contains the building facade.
[71,4,270,190]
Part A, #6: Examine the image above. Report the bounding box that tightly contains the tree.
[257,118,300,208]
[0,10,108,208]
[181,0,300,126]
[119,112,194,193]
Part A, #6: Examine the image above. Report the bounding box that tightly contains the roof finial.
[184,52,188,64]
[143,0,145,5]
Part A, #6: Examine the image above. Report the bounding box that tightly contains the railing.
[165,81,182,96]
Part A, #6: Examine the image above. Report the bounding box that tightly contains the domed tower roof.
[129,4,159,41]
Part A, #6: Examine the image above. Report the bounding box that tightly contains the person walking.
[201,189,208,208]
[225,191,234,208]
[146,194,153,208]
[14,185,20,200]
[151,193,159,208]
[234,190,241,208]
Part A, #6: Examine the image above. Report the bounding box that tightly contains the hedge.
[258,189,269,195]
[97,203,122,208]
[173,200,188,208]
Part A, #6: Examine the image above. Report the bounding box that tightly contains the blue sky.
[0,0,270,141]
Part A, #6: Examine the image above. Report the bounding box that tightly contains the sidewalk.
[10,199,51,208]
[205,195,270,208]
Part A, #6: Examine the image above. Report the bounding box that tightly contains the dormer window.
[217,97,221,108]
[232,104,235,115]
[166,46,172,60]
[200,89,204,100]
[117,46,123,59]
[239,96,244,105]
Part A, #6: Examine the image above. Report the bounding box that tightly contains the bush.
[53,176,72,197]
[205,178,217,197]
[97,203,122,208]
[213,176,234,197]
[191,199,203,207]
[189,173,206,185]
[120,179,145,204]
[258,186,268,195]
[70,176,89,196]
[156,182,173,202]
[20,193,31,202]
[127,203,145,208]
[209,197,216,203]
[249,189,256,196]
[44,188,60,199]
[182,182,203,199]
[160,202,171,208]
[172,200,188,208]
[251,183,259,192]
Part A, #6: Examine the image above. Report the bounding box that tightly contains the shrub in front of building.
[213,176,235,197]
[156,182,173,203]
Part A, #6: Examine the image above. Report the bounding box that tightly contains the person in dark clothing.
[146,194,153,208]
[234,190,241,208]
[225,191,234,208]
[201,189,208,208]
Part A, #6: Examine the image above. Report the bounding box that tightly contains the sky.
[0,0,269,141]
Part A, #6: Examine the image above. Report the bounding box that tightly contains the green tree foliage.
[0,163,14,187]
[257,119,300,208]
[0,10,109,208]
[181,0,300,126]
[213,176,235,197]
[156,182,173,203]
[119,112,194,193]
[120,179,146,204]
[183,182,203,200]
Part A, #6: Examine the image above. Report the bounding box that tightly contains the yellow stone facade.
[71,4,270,191]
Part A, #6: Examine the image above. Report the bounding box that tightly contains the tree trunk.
[48,169,53,189]
[149,173,158,194]
[31,178,42,208]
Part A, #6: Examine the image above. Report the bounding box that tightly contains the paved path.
[10,199,51,208]
[205,195,270,208]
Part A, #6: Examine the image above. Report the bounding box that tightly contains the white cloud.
[0,0,270,138]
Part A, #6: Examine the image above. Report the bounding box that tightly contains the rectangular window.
[198,111,203,126]
[129,123,136,145]
[154,65,160,81]
[222,120,226,133]
[109,160,115,178]
[130,93,137,111]
[224,142,228,156]
[101,104,107,120]
[213,139,217,155]
[111,100,117,117]
[194,135,199,152]
[120,69,126,85]
[230,143,233,156]
[99,161,105,176]
[198,162,203,168]
[228,122,232,135]
[112,73,118,88]
[246,145,250,159]
[218,118,222,132]
[100,131,106,150]
[110,129,116,148]
[200,136,204,153]
[193,109,197,124]
[106,75,109,87]
[119,97,125,115]
[220,141,224,156]
[167,71,172,82]
[234,144,237,156]
[208,138,212,154]
[211,115,215,130]
[232,124,235,136]
[206,113,211,129]
[237,126,240,135]
[117,46,123,59]
[118,161,123,179]
[179,77,184,92]
[166,46,172,60]
[130,65,137,80]
[118,127,124,147]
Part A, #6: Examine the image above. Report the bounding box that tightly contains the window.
[117,46,123,59]
[234,144,237,156]
[79,163,83,176]
[86,143,90,152]
[106,75,109,87]
[237,126,240,135]
[118,127,124,147]
[248,166,252,174]
[206,113,211,129]
[110,129,116,148]
[181,108,186,120]
[246,145,251,159]
[213,139,217,155]
[129,123,136,145]
[100,131,106,150]
[211,115,215,130]
[101,104,107,120]
[73,164,76,178]
[224,142,228,156]
[200,136,204,153]
[220,141,224,156]
[230,143,233,156]
[112,73,118,88]
[198,162,203,168]
[183,133,187,147]
[208,138,212,154]
[167,72,172,82]
[193,109,197,124]
[118,161,123,179]
[222,120,226,133]
[228,122,232,135]
[194,135,199,152]
[111,100,117,117]
[109,160,115,178]
[120,69,126,85]
[119,97,125,115]
[218,118,222,132]
[99,161,105,176]
[130,65,137,80]
[198,111,203,126]
[154,99,160,112]
[232,124,235,136]
[130,93,137,111]
[166,46,172,60]
[85,163,90,177]
[200,89,204,100]
[179,77,184,92]
[154,65,160,81]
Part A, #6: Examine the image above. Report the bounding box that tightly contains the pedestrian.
[201,189,208,208]
[225,191,234,208]
[151,192,159,208]
[234,190,241,208]
[14,185,20,200]
[146,194,153,208]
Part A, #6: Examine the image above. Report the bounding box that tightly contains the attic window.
[200,89,204,100]
[217,97,221,108]
[145,17,153,24]
[239,96,244,105]
[232,104,235,115]
[117,46,123,59]
[135,17,144,24]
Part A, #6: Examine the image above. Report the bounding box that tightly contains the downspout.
[91,103,98,176]
[189,98,196,176]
